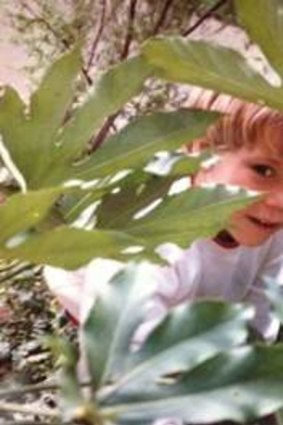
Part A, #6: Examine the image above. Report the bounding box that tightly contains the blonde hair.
[186,88,283,154]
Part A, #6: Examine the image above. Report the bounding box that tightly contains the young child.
[44,89,283,342]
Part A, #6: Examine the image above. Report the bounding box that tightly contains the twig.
[182,0,229,37]
[89,0,139,152]
[152,0,174,35]
[86,0,106,72]
[20,0,92,85]
[88,113,119,152]
[120,0,139,60]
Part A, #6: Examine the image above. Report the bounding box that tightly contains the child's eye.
[251,164,275,177]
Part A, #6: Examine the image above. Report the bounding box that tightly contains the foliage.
[56,264,283,425]
[0,39,254,268]
[2,0,283,424]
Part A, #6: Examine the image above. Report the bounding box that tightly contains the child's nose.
[264,189,283,209]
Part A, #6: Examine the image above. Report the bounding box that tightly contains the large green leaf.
[142,37,283,111]
[0,53,153,189]
[84,264,155,389]
[0,48,82,186]
[96,171,179,229]
[101,345,283,424]
[0,227,139,269]
[101,304,252,404]
[54,55,153,163]
[0,187,64,245]
[97,185,256,249]
[40,109,219,186]
[236,0,283,78]
[82,263,251,392]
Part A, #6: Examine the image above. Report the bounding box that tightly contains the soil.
[0,260,78,424]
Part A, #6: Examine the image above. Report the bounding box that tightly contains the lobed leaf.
[101,301,252,405]
[54,55,153,161]
[142,37,283,111]
[99,185,257,249]
[0,49,82,186]
[83,264,156,389]
[101,345,283,424]
[0,226,140,269]
[42,109,219,186]
[0,187,64,244]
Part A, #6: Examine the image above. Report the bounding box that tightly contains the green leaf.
[54,55,153,162]
[0,227,139,269]
[83,263,155,389]
[102,185,256,249]
[101,301,252,404]
[0,53,152,189]
[142,37,283,111]
[101,345,283,424]
[236,0,283,78]
[46,109,219,185]
[0,187,64,244]
[96,172,177,229]
[0,48,82,187]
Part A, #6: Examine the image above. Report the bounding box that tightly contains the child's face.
[195,143,283,246]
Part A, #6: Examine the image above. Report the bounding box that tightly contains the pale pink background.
[0,8,31,101]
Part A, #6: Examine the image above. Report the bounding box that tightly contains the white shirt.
[44,230,283,341]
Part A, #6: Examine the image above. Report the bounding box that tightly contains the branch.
[152,0,175,35]
[86,0,107,72]
[89,0,139,152]
[88,113,119,152]
[182,0,230,37]
[120,0,139,60]
[20,0,92,85]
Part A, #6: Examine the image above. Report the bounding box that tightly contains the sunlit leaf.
[0,187,64,244]
[142,36,283,111]
[0,227,139,269]
[0,48,82,186]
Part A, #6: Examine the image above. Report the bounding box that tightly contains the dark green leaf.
[84,263,155,389]
[101,301,252,405]
[101,345,283,424]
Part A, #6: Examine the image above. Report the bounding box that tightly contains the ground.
[0,260,78,424]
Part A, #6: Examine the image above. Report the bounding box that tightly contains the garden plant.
[2,0,283,424]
